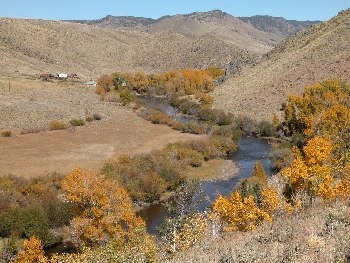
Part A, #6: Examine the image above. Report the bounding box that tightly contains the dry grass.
[214,8,350,121]
[0,16,267,80]
[185,159,239,181]
[49,120,68,130]
[0,79,129,130]
[172,199,350,263]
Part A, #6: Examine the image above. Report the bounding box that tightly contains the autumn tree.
[238,161,268,205]
[97,75,113,93]
[283,80,350,164]
[281,136,338,200]
[61,168,150,248]
[15,237,47,263]
[212,191,271,232]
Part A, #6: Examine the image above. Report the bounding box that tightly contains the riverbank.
[186,158,239,182]
[139,136,272,235]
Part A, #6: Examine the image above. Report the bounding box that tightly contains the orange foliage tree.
[283,80,350,166]
[281,136,349,200]
[61,168,148,248]
[281,80,350,201]
[212,191,272,232]
[15,237,47,263]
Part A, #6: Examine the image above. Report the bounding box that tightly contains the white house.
[58,73,68,79]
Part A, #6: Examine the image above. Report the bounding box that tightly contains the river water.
[138,136,272,235]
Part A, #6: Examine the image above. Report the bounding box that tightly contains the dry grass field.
[0,78,204,178]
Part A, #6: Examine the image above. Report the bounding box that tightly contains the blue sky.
[1,0,349,21]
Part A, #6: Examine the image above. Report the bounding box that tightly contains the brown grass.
[185,159,239,181]
[214,9,350,120]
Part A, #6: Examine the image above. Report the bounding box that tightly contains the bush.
[49,120,68,130]
[233,115,258,135]
[197,107,215,122]
[179,100,199,116]
[270,143,293,171]
[0,207,59,248]
[85,116,94,122]
[258,120,274,137]
[189,139,216,160]
[210,135,237,155]
[92,113,102,121]
[214,110,232,126]
[69,119,85,127]
[20,128,46,135]
[1,131,12,137]
[104,91,119,102]
[120,88,135,106]
[181,122,205,134]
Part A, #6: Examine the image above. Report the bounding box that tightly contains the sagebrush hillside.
[238,15,320,37]
[213,8,350,120]
[0,17,253,79]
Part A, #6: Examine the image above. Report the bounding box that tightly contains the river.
[138,136,272,235]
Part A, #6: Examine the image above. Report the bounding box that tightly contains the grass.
[171,195,350,263]
[185,159,238,181]
[20,128,47,135]
[1,131,12,137]
[49,120,68,130]
[69,119,85,127]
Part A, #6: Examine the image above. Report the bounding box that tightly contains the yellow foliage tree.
[212,191,271,232]
[283,80,350,166]
[61,168,148,248]
[15,237,47,263]
[281,136,340,200]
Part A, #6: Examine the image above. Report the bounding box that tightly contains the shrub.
[233,115,258,135]
[49,120,67,130]
[0,207,58,248]
[179,100,199,115]
[20,128,46,135]
[69,119,85,127]
[189,139,216,160]
[85,116,94,122]
[97,75,113,92]
[181,122,205,134]
[258,120,274,137]
[92,113,102,121]
[270,143,293,171]
[210,135,237,155]
[197,107,215,121]
[1,131,12,137]
[120,88,135,106]
[214,110,232,126]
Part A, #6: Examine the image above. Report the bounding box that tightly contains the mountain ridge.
[213,8,350,120]
[69,10,320,38]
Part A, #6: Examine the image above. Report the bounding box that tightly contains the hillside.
[0,17,256,80]
[72,11,319,40]
[71,10,286,53]
[238,15,321,37]
[213,8,350,120]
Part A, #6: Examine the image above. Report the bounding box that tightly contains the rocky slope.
[213,8,350,120]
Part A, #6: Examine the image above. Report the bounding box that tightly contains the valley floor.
[0,78,203,177]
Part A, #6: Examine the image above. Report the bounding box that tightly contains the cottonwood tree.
[61,168,150,249]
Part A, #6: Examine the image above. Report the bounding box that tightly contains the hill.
[213,8,350,120]
[0,17,256,80]
[238,15,321,37]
